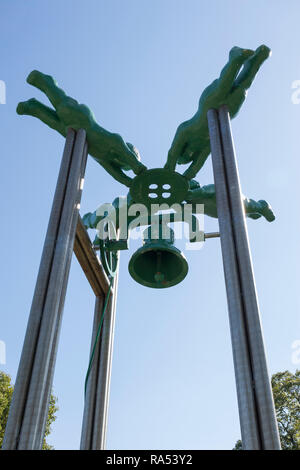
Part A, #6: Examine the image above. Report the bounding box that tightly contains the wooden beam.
[74,216,110,296]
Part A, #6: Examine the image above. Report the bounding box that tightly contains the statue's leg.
[232,45,271,91]
[26,70,68,108]
[199,47,254,107]
[16,98,65,135]
[167,48,255,174]
[216,47,254,94]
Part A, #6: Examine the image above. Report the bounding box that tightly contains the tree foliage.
[0,371,13,447]
[272,370,300,449]
[0,370,58,449]
[234,370,300,450]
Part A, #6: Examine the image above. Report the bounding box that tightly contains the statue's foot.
[247,199,275,222]
[27,70,44,86]
[27,70,56,89]
[229,46,254,62]
[16,98,45,115]
[16,100,30,115]
[254,44,271,61]
[26,70,66,110]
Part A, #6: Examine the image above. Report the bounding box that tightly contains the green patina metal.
[128,223,188,289]
[165,45,271,179]
[17,71,146,187]
[186,182,275,222]
[129,168,189,209]
[17,44,275,288]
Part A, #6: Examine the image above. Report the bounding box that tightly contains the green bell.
[128,223,188,289]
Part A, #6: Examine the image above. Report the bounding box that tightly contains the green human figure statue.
[17,44,274,222]
[165,45,271,179]
[17,70,147,187]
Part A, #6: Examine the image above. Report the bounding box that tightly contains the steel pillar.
[80,259,119,450]
[207,106,281,450]
[3,129,88,449]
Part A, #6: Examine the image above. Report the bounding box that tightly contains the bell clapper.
[154,251,165,283]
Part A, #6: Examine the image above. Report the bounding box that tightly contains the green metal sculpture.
[17,44,275,287]
[186,180,275,222]
[165,45,271,178]
[17,71,146,187]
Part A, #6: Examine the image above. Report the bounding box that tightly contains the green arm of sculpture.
[186,181,275,222]
[16,71,147,187]
[165,45,271,179]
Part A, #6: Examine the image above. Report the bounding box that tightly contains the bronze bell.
[128,223,188,288]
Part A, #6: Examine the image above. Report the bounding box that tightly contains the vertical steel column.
[208,107,281,450]
[35,148,88,448]
[93,264,119,450]
[80,260,119,450]
[3,129,87,450]
[80,295,105,449]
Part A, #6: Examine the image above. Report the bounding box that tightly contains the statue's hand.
[17,71,146,179]
[165,45,271,176]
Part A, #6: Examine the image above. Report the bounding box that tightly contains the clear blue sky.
[1,0,299,450]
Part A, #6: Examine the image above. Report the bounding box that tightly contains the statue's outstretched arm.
[17,71,146,182]
[186,181,275,222]
[165,45,271,179]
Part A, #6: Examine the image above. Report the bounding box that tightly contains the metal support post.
[3,129,87,449]
[80,259,119,450]
[207,106,281,450]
